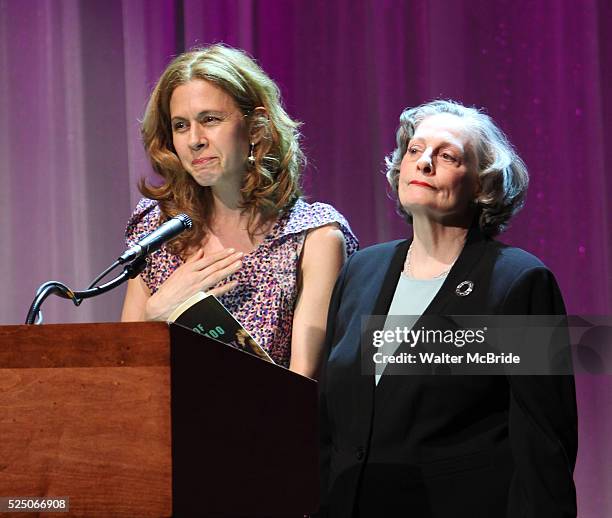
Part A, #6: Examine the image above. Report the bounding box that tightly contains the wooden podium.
[0,322,318,517]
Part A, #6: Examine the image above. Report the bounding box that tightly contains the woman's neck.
[407,217,470,279]
[202,187,272,255]
[211,175,243,213]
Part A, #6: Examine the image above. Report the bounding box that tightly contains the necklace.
[403,241,463,279]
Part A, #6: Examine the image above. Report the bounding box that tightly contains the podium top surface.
[0,321,169,368]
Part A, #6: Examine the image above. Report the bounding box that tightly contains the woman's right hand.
[144,248,243,321]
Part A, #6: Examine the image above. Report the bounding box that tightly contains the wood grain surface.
[0,323,172,517]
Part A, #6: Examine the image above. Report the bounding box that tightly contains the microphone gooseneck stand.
[25,257,147,325]
[24,213,192,325]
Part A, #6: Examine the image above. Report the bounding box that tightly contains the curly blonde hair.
[139,44,305,255]
[385,100,529,236]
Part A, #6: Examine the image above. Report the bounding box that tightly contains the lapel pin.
[455,280,474,297]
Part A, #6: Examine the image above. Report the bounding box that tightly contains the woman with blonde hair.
[122,45,357,377]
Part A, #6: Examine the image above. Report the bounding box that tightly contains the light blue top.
[375,272,446,385]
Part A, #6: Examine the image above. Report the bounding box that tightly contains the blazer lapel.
[422,225,488,316]
[371,239,411,316]
[375,226,489,396]
[356,240,410,442]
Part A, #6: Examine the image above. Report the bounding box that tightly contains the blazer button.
[355,447,365,461]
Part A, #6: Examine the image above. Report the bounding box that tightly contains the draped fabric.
[1,1,610,514]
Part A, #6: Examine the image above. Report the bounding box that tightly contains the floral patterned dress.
[125,198,358,367]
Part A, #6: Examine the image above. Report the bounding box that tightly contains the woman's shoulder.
[491,240,551,276]
[488,241,565,313]
[125,198,162,246]
[339,239,406,282]
[353,239,406,260]
[278,198,359,254]
[349,239,405,269]
[281,198,351,233]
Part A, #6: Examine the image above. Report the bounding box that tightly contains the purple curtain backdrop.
[1,0,610,514]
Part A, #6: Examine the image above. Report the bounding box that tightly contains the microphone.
[25,213,193,324]
[118,213,193,264]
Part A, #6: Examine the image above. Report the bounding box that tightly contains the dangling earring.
[247,142,256,166]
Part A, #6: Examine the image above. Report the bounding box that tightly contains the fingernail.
[227,248,235,253]
[235,252,244,258]
[235,260,242,267]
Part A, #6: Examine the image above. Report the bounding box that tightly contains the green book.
[168,291,274,364]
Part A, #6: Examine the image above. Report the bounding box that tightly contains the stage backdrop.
[1,0,610,515]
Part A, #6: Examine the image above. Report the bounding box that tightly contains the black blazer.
[319,227,578,518]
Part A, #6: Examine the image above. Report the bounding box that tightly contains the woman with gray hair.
[318,100,577,517]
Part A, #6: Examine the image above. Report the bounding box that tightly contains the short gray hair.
[385,99,529,237]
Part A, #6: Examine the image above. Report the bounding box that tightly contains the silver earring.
[247,142,255,166]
